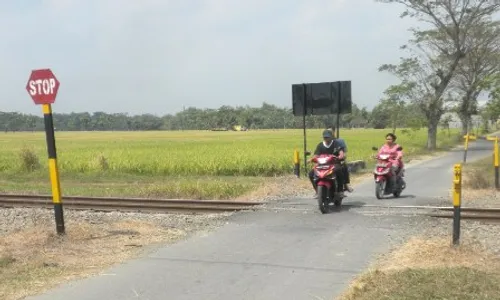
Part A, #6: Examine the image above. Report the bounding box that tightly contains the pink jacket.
[378,143,403,162]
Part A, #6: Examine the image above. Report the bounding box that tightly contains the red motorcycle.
[371,146,406,199]
[310,154,344,213]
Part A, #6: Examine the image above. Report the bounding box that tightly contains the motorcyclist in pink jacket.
[377,133,403,191]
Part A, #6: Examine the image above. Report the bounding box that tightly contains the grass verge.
[0,172,319,201]
[337,237,500,300]
[0,173,265,200]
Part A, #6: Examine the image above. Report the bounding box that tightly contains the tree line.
[1,88,498,133]
[0,102,423,132]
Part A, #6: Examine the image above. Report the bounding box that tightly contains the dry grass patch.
[462,188,496,199]
[377,236,500,271]
[462,155,497,190]
[0,218,185,300]
[235,175,311,201]
[457,153,500,207]
[337,236,500,300]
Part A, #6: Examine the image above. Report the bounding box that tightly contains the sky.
[0,0,418,116]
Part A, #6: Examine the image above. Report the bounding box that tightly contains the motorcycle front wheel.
[375,181,385,199]
[317,185,329,214]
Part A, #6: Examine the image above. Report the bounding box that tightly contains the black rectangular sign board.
[291,81,352,116]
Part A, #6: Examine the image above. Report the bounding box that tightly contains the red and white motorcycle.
[371,146,406,199]
[310,154,345,214]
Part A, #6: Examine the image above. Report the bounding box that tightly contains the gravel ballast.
[0,207,232,237]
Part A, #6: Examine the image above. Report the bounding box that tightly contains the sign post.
[486,136,500,189]
[293,149,300,178]
[495,137,499,190]
[462,133,476,163]
[291,81,352,175]
[25,69,65,235]
[452,163,462,246]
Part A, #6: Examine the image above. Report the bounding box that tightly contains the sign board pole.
[26,69,65,235]
[42,104,65,235]
[302,84,308,175]
[336,86,341,138]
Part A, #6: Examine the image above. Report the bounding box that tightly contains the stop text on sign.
[28,78,57,96]
[26,68,60,105]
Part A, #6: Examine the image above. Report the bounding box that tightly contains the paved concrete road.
[26,139,495,300]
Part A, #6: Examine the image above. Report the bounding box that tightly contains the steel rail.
[427,208,500,222]
[0,193,265,214]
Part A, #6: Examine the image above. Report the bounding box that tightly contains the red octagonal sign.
[26,69,60,105]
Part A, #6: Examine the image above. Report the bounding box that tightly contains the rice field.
[1,128,459,176]
[0,128,460,199]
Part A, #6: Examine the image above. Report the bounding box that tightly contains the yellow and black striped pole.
[42,104,65,235]
[486,136,499,189]
[494,136,499,190]
[452,163,462,246]
[293,149,300,178]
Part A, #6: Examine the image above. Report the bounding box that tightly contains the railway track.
[428,207,500,223]
[0,194,265,214]
[1,193,499,221]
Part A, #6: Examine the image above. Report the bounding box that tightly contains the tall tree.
[451,20,500,134]
[377,0,500,149]
[484,73,500,127]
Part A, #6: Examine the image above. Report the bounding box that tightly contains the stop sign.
[26,69,60,105]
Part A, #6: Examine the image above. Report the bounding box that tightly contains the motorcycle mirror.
[305,151,311,156]
[371,146,378,151]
